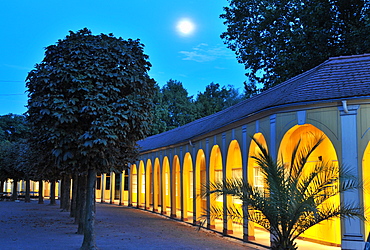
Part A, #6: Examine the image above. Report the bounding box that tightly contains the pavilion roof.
[138,54,370,152]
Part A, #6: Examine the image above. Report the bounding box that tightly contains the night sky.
[0,0,246,115]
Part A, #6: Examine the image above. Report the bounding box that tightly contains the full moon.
[177,19,195,35]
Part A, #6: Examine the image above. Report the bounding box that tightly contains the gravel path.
[0,200,266,250]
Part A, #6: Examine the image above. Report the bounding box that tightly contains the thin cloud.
[179,44,234,63]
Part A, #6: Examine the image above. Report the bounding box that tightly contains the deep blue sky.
[0,0,246,115]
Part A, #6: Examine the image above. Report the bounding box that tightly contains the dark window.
[124,170,129,191]
[96,175,101,190]
[106,176,110,190]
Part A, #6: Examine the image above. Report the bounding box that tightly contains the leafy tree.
[161,79,196,130]
[0,114,29,142]
[0,114,30,196]
[195,83,243,118]
[26,28,155,249]
[148,84,168,136]
[203,136,364,249]
[221,0,370,96]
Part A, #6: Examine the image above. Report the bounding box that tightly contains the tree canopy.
[194,82,243,118]
[148,81,244,136]
[221,0,370,96]
[26,28,155,174]
[26,28,155,249]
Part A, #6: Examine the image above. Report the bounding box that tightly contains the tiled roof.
[138,54,370,152]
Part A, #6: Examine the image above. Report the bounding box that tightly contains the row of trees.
[150,80,244,135]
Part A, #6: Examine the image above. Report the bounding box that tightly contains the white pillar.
[101,173,106,203]
[339,104,365,250]
[110,172,115,204]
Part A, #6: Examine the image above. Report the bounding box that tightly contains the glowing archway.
[183,152,193,222]
[162,157,171,215]
[278,124,341,246]
[247,133,268,240]
[209,145,223,230]
[172,155,181,218]
[225,140,243,234]
[138,161,145,208]
[130,164,138,205]
[196,149,206,223]
[363,141,370,236]
[153,158,161,212]
[145,159,153,210]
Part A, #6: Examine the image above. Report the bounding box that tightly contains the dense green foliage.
[149,81,244,135]
[161,79,196,131]
[26,28,155,174]
[204,136,364,249]
[221,0,370,96]
[0,114,29,182]
[194,82,244,118]
[26,28,155,249]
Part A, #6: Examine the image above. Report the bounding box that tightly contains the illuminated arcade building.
[96,54,370,249]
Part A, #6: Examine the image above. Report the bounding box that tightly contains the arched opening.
[153,158,161,212]
[171,155,181,218]
[162,157,171,215]
[226,140,243,235]
[145,159,153,210]
[363,141,370,237]
[247,133,268,240]
[196,149,206,224]
[209,145,223,231]
[138,160,145,208]
[279,124,340,246]
[183,152,193,222]
[130,164,138,206]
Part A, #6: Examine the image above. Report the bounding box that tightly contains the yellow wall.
[278,124,341,246]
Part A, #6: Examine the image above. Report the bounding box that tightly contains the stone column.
[101,173,106,203]
[339,104,364,249]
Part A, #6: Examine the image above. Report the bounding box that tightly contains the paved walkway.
[0,200,266,250]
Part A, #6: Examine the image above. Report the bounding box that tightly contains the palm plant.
[203,136,364,250]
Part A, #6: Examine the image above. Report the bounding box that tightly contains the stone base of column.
[223,229,233,235]
[243,234,255,241]
[170,213,177,218]
[342,234,365,250]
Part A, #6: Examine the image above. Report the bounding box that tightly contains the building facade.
[95,54,370,249]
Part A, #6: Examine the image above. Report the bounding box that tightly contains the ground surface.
[0,200,266,250]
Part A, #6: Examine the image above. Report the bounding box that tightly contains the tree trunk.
[25,179,31,203]
[49,181,56,205]
[61,175,71,212]
[76,173,87,233]
[0,180,4,193]
[81,168,97,250]
[11,178,18,201]
[60,177,64,209]
[38,180,44,204]
[70,174,78,218]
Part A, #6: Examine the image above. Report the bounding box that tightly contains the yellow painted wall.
[278,124,341,246]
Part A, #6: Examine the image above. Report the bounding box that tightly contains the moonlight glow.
[177,19,195,35]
